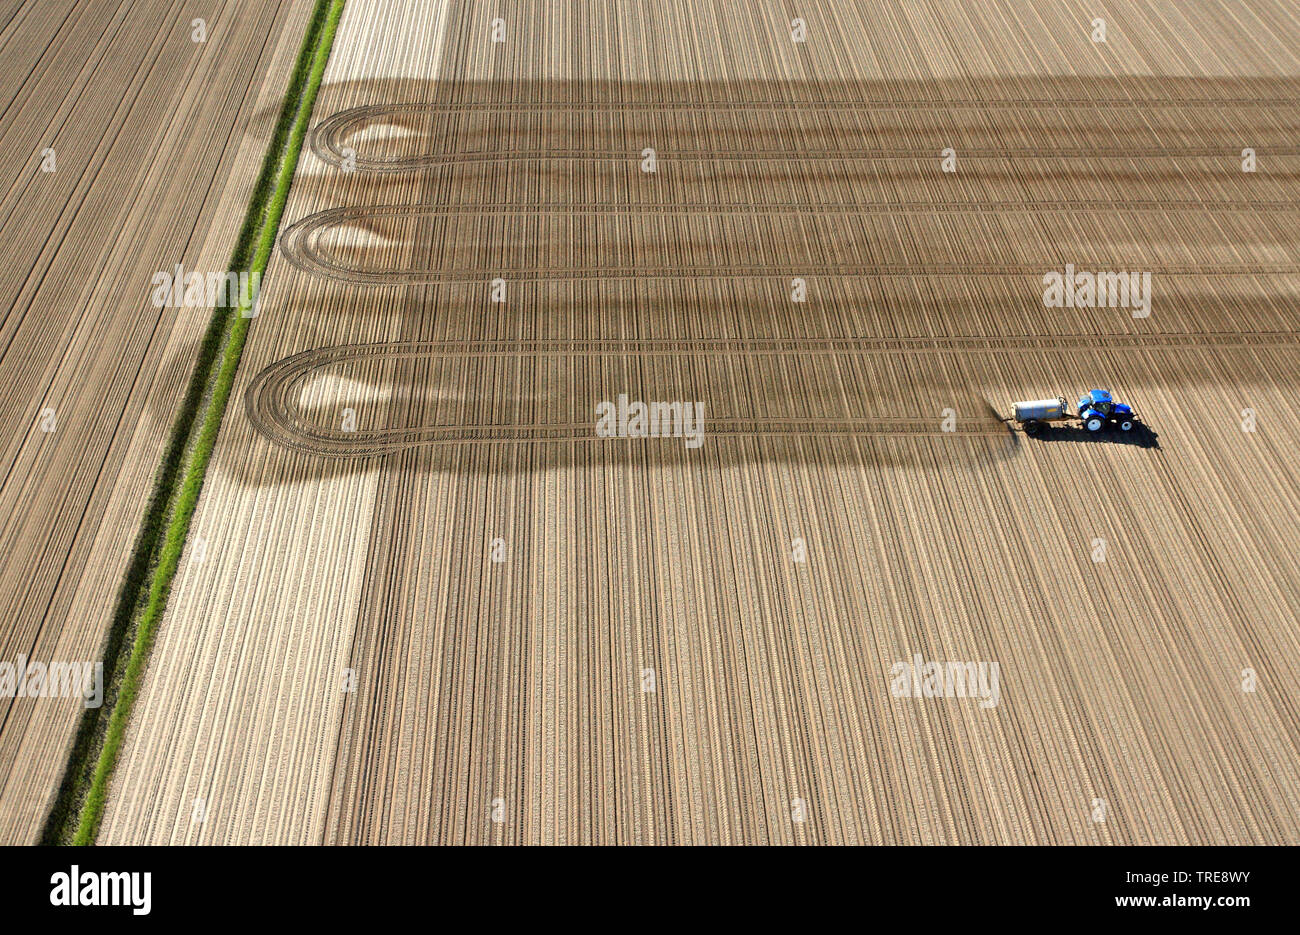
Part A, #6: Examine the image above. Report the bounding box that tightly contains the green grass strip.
[68,0,347,846]
[39,0,334,847]
[40,0,334,847]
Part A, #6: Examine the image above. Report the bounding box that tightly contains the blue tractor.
[1077,389,1137,433]
[1010,389,1139,435]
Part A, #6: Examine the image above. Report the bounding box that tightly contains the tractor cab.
[1077,389,1137,432]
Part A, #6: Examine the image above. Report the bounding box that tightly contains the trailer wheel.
[1119,420,1133,432]
[1024,420,1041,436]
[1085,416,1104,432]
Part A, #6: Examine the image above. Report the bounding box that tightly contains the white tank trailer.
[1012,397,1068,422]
[1011,396,1070,435]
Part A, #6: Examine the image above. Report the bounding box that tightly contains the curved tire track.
[245,332,1300,456]
[311,99,1300,173]
[278,205,1300,285]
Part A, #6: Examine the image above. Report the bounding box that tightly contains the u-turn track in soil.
[244,332,1293,456]
[308,97,1300,172]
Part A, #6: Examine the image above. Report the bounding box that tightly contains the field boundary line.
[52,0,347,847]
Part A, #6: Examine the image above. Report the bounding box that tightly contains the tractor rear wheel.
[1085,416,1104,432]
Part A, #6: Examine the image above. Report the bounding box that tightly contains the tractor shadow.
[1027,422,1161,449]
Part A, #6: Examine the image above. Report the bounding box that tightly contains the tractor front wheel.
[1119,420,1134,432]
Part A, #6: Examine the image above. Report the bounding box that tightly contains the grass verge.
[39,0,346,846]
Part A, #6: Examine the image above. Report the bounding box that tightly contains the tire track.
[244,331,1299,456]
[276,206,1300,284]
[249,417,1011,459]
[311,98,1300,172]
